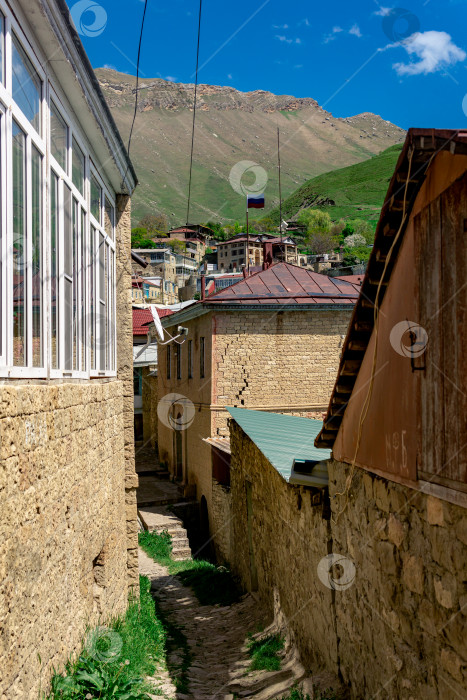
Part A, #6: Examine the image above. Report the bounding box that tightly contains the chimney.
[262,241,273,270]
[241,264,248,279]
[201,274,206,301]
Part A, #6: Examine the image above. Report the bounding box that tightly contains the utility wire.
[120,0,149,191]
[186,0,203,225]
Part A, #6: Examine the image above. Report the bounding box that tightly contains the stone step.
[172,548,192,560]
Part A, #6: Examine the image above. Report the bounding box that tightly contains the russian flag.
[247,194,265,209]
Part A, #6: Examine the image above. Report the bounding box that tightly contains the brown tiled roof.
[335,275,364,285]
[205,262,360,305]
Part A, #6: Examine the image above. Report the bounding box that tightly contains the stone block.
[426,495,444,526]
[402,554,425,595]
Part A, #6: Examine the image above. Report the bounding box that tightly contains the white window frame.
[0,1,118,380]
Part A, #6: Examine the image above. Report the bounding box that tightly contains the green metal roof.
[226,407,331,483]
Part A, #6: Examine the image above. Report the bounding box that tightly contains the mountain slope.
[95,68,405,225]
[268,143,404,228]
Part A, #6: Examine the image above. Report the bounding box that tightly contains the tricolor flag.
[247,194,265,209]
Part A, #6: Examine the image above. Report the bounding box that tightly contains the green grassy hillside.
[268,143,403,229]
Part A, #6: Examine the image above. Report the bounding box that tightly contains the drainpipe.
[201,274,206,300]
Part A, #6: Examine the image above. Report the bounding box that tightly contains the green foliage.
[131,228,157,249]
[344,233,366,249]
[343,245,371,265]
[267,144,403,228]
[297,209,332,235]
[46,576,165,699]
[279,686,337,700]
[247,634,285,672]
[307,230,339,256]
[342,218,373,244]
[138,530,241,606]
[162,239,187,254]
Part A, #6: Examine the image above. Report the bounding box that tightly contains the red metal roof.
[169,227,197,233]
[335,275,364,285]
[205,262,360,305]
[133,307,173,335]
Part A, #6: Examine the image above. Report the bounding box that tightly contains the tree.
[297,209,332,235]
[342,218,374,244]
[344,233,367,248]
[138,213,169,235]
[131,227,157,249]
[308,230,339,255]
[343,244,371,265]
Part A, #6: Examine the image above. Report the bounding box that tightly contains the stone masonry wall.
[116,194,139,590]
[0,382,128,699]
[0,194,138,698]
[229,422,467,698]
[229,422,337,674]
[212,309,351,438]
[211,479,232,565]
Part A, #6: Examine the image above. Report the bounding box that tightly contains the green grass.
[247,633,285,672]
[266,143,403,228]
[279,686,337,700]
[138,530,241,606]
[45,575,166,699]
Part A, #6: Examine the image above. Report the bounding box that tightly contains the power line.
[120,0,148,191]
[186,0,203,226]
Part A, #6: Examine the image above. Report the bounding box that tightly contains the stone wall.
[116,194,139,591]
[211,479,233,564]
[0,382,128,698]
[211,309,351,438]
[0,195,138,698]
[229,422,467,698]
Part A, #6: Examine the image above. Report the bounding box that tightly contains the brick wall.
[229,421,467,698]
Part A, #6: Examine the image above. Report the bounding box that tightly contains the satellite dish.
[149,305,165,341]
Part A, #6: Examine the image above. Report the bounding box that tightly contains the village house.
[131,274,162,304]
[216,233,298,271]
[131,247,178,303]
[156,259,359,559]
[0,0,138,696]
[167,225,207,264]
[226,128,467,699]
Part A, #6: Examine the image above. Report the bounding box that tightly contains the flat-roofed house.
[0,1,138,696]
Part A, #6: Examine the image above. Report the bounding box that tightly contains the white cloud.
[349,24,362,38]
[227,73,233,79]
[294,64,303,69]
[332,26,343,34]
[392,30,466,75]
[276,34,302,45]
[165,75,177,82]
[299,18,310,27]
[374,6,392,16]
[273,24,289,29]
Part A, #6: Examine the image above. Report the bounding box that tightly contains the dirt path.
[139,548,311,700]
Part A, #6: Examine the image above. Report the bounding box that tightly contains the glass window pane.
[50,101,67,171]
[91,174,101,222]
[12,122,26,366]
[81,209,86,371]
[63,184,73,370]
[50,172,58,369]
[0,14,4,85]
[104,196,114,238]
[98,233,106,369]
[90,226,96,370]
[32,146,42,367]
[72,138,85,195]
[12,34,41,133]
[72,200,79,370]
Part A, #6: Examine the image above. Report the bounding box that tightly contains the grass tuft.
[247,633,285,672]
[138,530,241,606]
[45,575,165,699]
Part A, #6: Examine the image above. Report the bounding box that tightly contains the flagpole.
[277,126,283,244]
[246,194,250,276]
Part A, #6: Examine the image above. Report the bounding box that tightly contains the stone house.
[156,261,359,556]
[131,248,178,303]
[216,234,298,271]
[0,0,138,696]
[227,129,467,698]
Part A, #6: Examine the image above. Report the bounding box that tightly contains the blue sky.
[67,0,467,129]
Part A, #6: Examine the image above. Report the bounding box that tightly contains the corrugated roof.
[226,407,330,482]
[315,128,467,449]
[133,307,173,335]
[335,275,364,286]
[206,262,360,305]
